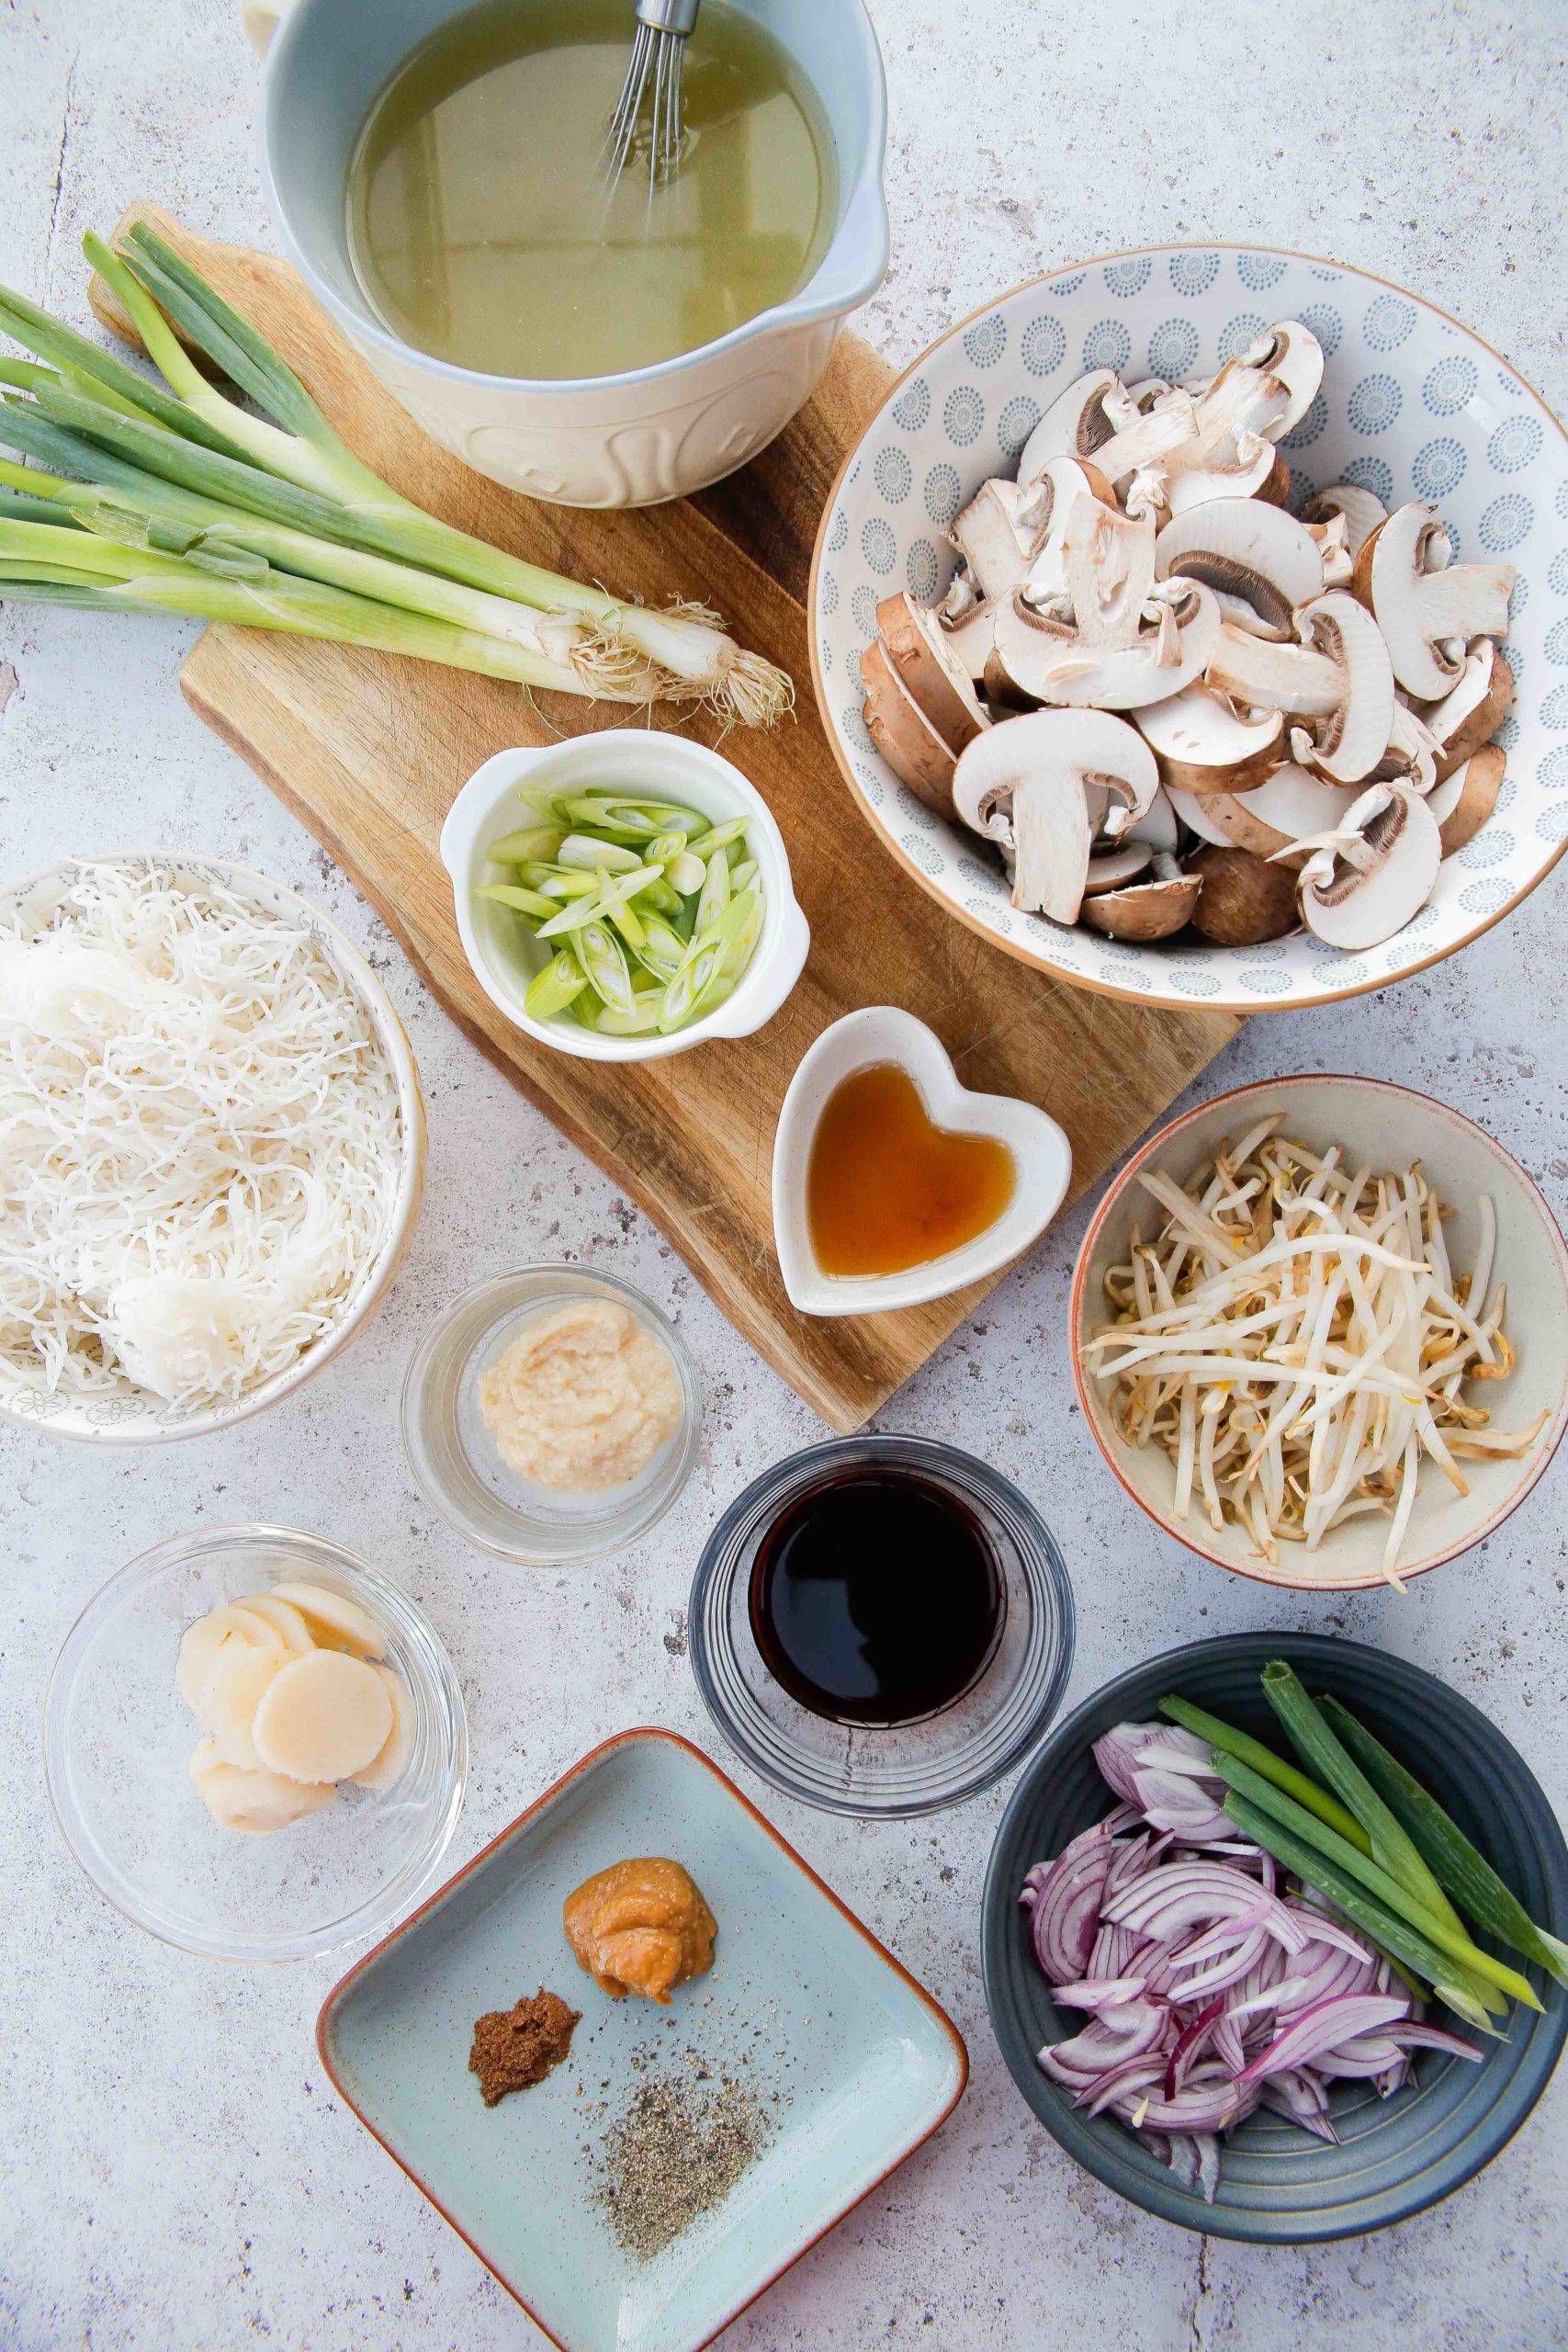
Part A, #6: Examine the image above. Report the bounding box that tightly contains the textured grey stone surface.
[2,0,1566,2345]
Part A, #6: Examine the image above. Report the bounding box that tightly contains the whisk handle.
[635,0,700,33]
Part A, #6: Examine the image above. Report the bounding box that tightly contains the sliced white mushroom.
[1306,508,1355,588]
[1157,351,1292,513]
[876,591,990,753]
[1193,764,1359,866]
[1086,389,1199,493]
[1081,851,1202,939]
[1016,368,1128,481]
[1420,643,1514,781]
[1122,784,1180,854]
[1290,781,1442,949]
[1155,499,1325,639]
[1165,785,1238,847]
[1204,624,1347,716]
[1353,503,1515,698]
[995,578,1222,709]
[1303,481,1387,558]
[934,571,998,682]
[947,478,1046,604]
[861,640,958,818]
[1061,493,1156,647]
[1185,843,1302,944]
[1082,842,1155,895]
[1373,700,1440,795]
[952,707,1158,924]
[1427,744,1506,856]
[1238,321,1325,439]
[1288,590,1395,785]
[1134,680,1286,796]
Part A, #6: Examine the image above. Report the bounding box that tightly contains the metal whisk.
[603,0,702,195]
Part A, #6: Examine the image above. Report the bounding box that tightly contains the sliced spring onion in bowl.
[439,733,809,1063]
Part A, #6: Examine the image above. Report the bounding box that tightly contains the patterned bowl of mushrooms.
[808,246,1568,1014]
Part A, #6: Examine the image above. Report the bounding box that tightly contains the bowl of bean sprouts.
[1071,1075,1568,1591]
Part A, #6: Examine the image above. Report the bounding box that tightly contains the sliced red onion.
[1258,2069,1338,2143]
[1103,1864,1309,1954]
[1235,1995,1411,2086]
[1128,1766,1235,1842]
[1076,2055,1168,2117]
[1213,2012,1247,2077]
[1052,2003,1168,2075]
[1030,1838,1116,1984]
[1384,2023,1483,2063]
[1053,1975,1151,2010]
[1165,1998,1225,2101]
[1116,2067,1257,2135]
[1172,1926,1270,2002]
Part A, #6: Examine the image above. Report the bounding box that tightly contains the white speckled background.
[2,1,1566,2345]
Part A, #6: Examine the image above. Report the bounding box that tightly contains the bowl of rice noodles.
[0,854,425,1443]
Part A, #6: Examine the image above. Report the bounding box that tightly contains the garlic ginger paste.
[477,1298,682,1493]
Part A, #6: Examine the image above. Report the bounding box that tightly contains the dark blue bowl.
[982,1634,1568,2242]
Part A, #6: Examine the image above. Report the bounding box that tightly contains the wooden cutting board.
[96,208,1239,1432]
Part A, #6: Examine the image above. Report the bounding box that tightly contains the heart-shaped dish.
[772,1007,1072,1315]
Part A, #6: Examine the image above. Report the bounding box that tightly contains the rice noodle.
[1086,1117,1546,1586]
[0,860,403,1410]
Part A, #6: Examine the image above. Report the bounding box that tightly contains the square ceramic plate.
[318,1730,967,2352]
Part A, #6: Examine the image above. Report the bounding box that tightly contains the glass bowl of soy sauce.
[688,1437,1075,1816]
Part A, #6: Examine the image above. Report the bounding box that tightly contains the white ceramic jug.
[242,0,887,508]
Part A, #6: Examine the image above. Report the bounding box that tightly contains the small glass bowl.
[688,1435,1076,1817]
[43,1526,468,1965]
[400,1265,703,1566]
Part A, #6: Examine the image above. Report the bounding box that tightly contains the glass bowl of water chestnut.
[688,1434,1077,1816]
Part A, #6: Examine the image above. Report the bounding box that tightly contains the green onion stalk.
[0,227,794,726]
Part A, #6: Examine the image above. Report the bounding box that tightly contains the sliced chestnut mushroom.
[1238,321,1325,438]
[1082,842,1155,895]
[875,591,990,754]
[1306,507,1355,589]
[1204,623,1348,715]
[1061,493,1157,647]
[1371,699,1440,795]
[1352,502,1515,699]
[1207,592,1393,786]
[1082,852,1202,939]
[934,571,998,683]
[1427,744,1506,856]
[1134,680,1286,796]
[1155,498,1325,639]
[951,707,1159,925]
[995,577,1222,710]
[1420,642,1515,782]
[1194,763,1359,866]
[1165,785,1241,847]
[1016,368,1127,481]
[1303,481,1387,558]
[1288,781,1442,949]
[860,640,957,818]
[1256,454,1292,508]
[1185,843,1301,944]
[948,477,1047,604]
[1087,389,1200,494]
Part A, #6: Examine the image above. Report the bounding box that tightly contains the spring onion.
[1213,1755,1540,2009]
[1220,1795,1499,2036]
[0,229,793,723]
[1318,1697,1568,1989]
[1157,1694,1371,1850]
[482,792,765,1035]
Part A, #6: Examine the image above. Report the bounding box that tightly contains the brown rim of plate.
[807,242,1568,1017]
[316,1724,970,2352]
[1068,1072,1568,1592]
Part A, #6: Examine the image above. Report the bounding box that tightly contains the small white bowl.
[0,854,426,1447]
[440,731,810,1062]
[1072,1073,1568,1591]
[772,1007,1073,1315]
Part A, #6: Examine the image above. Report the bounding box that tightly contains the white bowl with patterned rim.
[807,246,1568,1015]
[0,855,426,1445]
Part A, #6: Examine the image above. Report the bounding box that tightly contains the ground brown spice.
[469,1985,581,2107]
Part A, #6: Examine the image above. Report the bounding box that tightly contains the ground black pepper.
[591,2070,772,2259]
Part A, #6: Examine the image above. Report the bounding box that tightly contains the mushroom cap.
[1155,499,1325,639]
[861,640,957,819]
[1296,782,1442,950]
[1421,644,1514,781]
[1134,681,1286,794]
[1016,368,1123,482]
[1081,866,1202,939]
[875,591,990,754]
[1194,764,1359,866]
[1185,844,1301,944]
[1427,744,1506,856]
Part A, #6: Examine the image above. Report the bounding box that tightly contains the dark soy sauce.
[749,1468,1004,1726]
